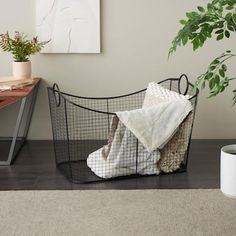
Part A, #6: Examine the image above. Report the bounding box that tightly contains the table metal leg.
[22,82,40,138]
[0,83,40,165]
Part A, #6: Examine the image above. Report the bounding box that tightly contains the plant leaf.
[219,69,225,77]
[216,33,224,40]
[179,19,187,25]
[225,30,230,38]
[197,6,205,13]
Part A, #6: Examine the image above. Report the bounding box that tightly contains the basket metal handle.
[178,74,189,95]
[52,83,61,107]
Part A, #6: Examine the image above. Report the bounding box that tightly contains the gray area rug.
[0,189,235,236]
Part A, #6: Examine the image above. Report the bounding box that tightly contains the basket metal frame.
[48,74,199,183]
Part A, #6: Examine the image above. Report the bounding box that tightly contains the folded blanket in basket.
[87,83,193,179]
[143,82,193,172]
[116,100,192,152]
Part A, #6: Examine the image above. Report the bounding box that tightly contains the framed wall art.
[36,0,100,53]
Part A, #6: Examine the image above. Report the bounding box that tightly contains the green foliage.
[169,0,236,55]
[0,31,49,62]
[169,0,236,105]
[195,51,236,99]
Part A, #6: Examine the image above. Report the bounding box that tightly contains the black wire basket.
[48,74,199,183]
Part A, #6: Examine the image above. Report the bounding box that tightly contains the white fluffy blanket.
[116,100,192,152]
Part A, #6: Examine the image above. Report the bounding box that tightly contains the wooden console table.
[0,78,40,165]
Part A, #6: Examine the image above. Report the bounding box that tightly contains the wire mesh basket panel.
[48,75,198,183]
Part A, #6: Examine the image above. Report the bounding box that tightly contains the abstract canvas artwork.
[36,0,100,53]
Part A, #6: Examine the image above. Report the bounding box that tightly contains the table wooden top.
[0,78,40,108]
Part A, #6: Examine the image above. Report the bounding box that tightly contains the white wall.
[0,0,236,139]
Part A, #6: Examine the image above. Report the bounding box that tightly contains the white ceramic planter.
[12,61,32,80]
[221,144,236,198]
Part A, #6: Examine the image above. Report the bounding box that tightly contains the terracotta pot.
[12,61,32,80]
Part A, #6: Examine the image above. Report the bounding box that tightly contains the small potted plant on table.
[0,31,49,80]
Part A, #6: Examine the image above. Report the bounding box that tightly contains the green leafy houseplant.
[169,0,236,104]
[0,31,48,62]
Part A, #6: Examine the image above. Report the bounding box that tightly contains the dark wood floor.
[0,139,233,190]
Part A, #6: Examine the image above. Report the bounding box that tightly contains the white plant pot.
[12,61,32,80]
[221,144,236,198]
